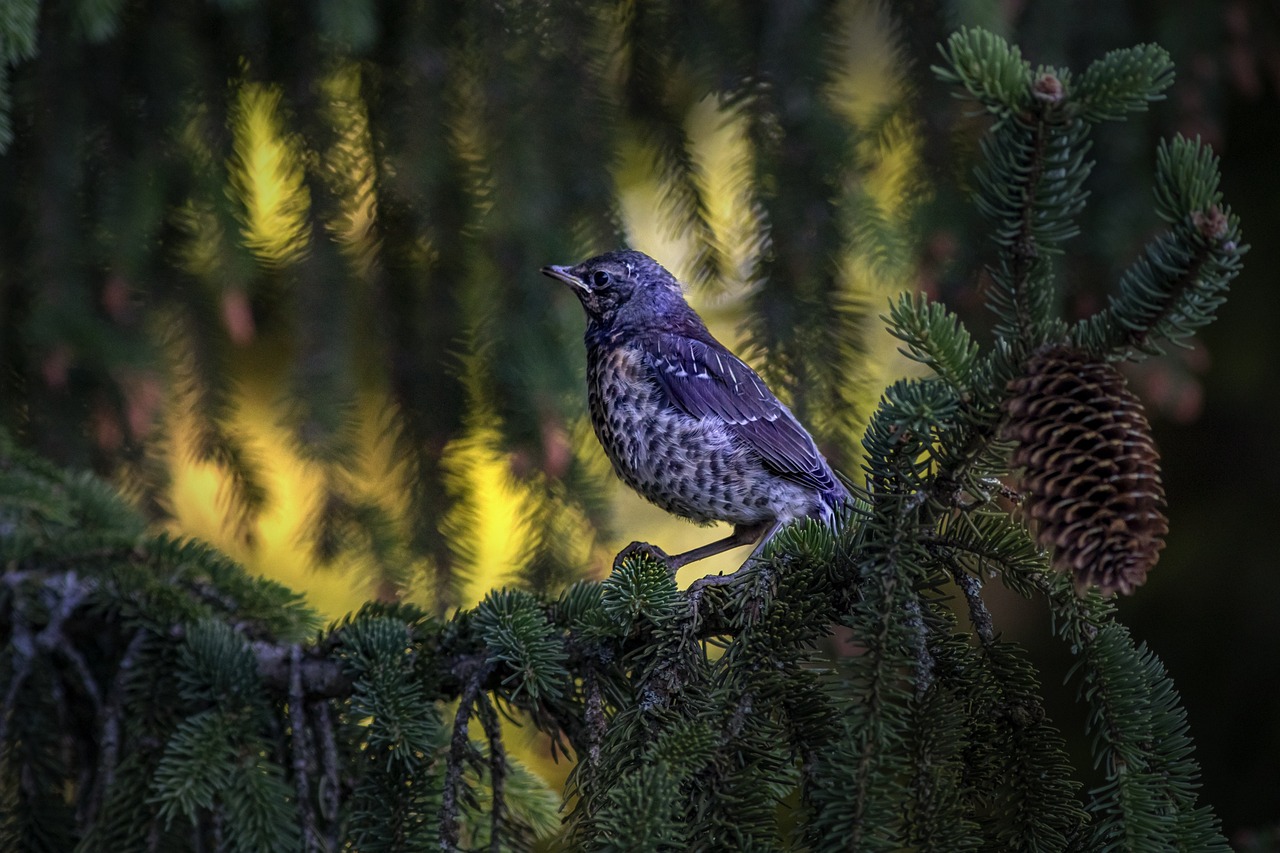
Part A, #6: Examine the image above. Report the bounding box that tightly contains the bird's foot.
[684,569,747,626]
[613,541,673,574]
[686,559,777,626]
[687,570,741,595]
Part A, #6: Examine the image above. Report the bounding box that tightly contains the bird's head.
[541,250,689,332]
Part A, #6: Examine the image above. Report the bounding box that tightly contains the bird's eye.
[591,270,612,289]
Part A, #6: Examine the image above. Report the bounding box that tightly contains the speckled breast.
[585,342,805,526]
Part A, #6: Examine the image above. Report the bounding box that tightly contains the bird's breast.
[586,344,663,475]
[585,342,797,525]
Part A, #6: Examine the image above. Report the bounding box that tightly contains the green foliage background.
[1,0,1277,843]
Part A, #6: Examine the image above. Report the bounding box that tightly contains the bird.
[542,249,848,584]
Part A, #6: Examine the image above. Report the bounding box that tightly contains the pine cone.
[1001,347,1168,595]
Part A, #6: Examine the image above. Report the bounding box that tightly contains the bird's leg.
[687,520,783,591]
[612,520,771,582]
[668,521,772,571]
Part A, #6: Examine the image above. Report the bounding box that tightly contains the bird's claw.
[684,569,744,625]
[613,541,673,573]
[687,571,740,595]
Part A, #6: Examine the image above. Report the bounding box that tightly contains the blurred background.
[1,0,1276,840]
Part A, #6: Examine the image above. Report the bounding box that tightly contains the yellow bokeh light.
[440,424,540,608]
[229,82,312,268]
[164,364,382,621]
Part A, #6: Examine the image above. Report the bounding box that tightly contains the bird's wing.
[645,332,843,498]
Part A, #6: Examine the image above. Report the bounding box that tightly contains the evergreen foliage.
[0,14,1245,853]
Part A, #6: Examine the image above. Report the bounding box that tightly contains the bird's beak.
[541,264,587,293]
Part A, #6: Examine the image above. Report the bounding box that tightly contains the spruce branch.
[972,102,1089,345]
[253,640,353,699]
[1074,44,1175,123]
[475,692,506,853]
[886,293,981,393]
[903,651,981,850]
[955,571,994,646]
[1075,625,1229,852]
[810,394,942,848]
[440,663,488,852]
[288,644,322,853]
[1072,136,1245,356]
[474,588,570,703]
[932,27,1033,123]
[84,629,147,830]
[1006,570,1218,849]
[3,556,829,715]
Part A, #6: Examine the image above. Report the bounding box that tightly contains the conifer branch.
[312,699,341,844]
[1072,138,1245,357]
[955,571,994,646]
[440,662,489,852]
[84,629,146,830]
[288,644,322,853]
[1007,109,1050,339]
[476,692,506,853]
[3,561,806,716]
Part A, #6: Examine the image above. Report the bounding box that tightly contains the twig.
[84,629,148,829]
[955,571,995,647]
[312,699,341,850]
[0,605,34,751]
[583,669,605,769]
[440,661,488,851]
[475,692,505,853]
[289,644,321,853]
[253,641,353,698]
[904,598,934,696]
